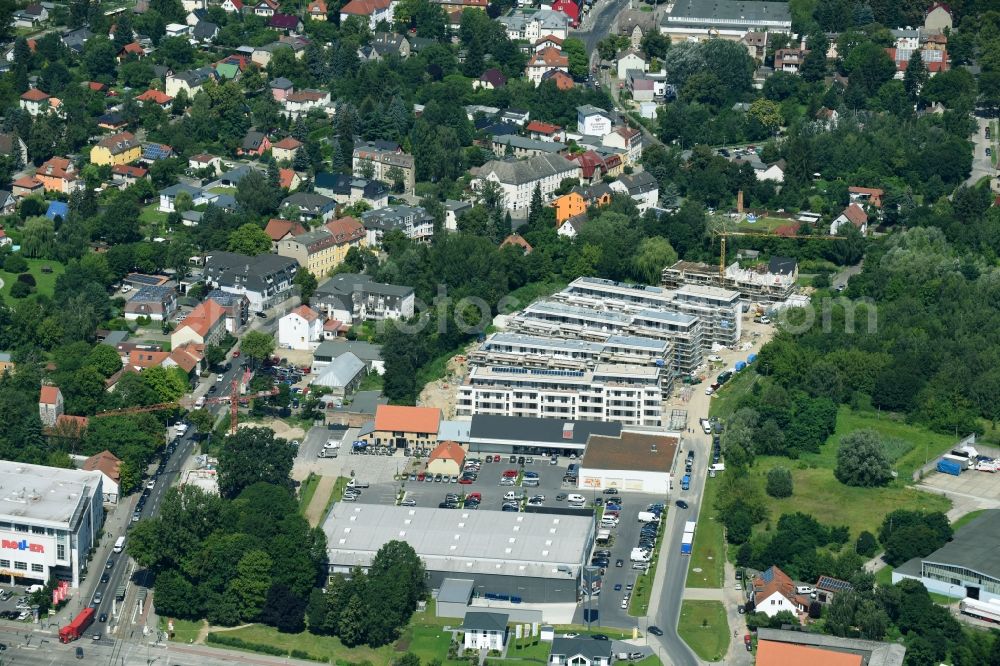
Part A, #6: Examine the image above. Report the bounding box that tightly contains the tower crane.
[91,379,280,434]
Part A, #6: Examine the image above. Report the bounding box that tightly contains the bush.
[855,530,878,557]
[834,429,893,487]
[4,254,27,273]
[765,467,793,498]
[16,272,35,286]
[10,280,32,298]
[812,272,831,288]
[205,633,286,656]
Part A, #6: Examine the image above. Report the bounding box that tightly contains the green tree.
[229,549,273,622]
[903,49,927,101]
[630,236,677,284]
[855,530,878,557]
[217,426,294,499]
[766,467,794,498]
[240,331,276,367]
[20,217,55,258]
[748,98,782,135]
[843,41,896,98]
[338,595,367,646]
[187,408,216,435]
[227,223,272,256]
[235,170,280,217]
[834,429,893,487]
[562,38,589,79]
[294,269,318,303]
[800,33,829,82]
[142,366,187,403]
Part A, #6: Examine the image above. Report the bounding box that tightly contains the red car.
[744,634,752,651]
[417,473,426,481]
[468,492,482,501]
[502,469,518,478]
[232,350,241,358]
[458,477,473,484]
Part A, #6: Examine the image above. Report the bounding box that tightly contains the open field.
[677,601,729,662]
[215,624,392,664]
[0,257,65,300]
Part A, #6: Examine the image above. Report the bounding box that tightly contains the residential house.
[371,32,411,58]
[221,0,244,11]
[473,153,579,211]
[249,0,278,16]
[270,76,294,101]
[158,182,204,212]
[0,133,29,166]
[814,575,852,606]
[272,136,302,162]
[553,191,586,224]
[361,205,434,244]
[192,20,219,42]
[164,343,205,378]
[97,112,128,131]
[557,212,588,238]
[188,153,222,175]
[815,106,839,129]
[0,192,15,216]
[38,385,64,427]
[136,89,173,109]
[774,47,807,73]
[848,186,883,208]
[61,27,93,54]
[924,1,952,33]
[526,47,568,86]
[269,13,303,32]
[186,7,209,26]
[280,192,337,222]
[616,48,646,79]
[264,218,307,250]
[542,69,575,90]
[312,273,414,324]
[276,217,366,277]
[82,450,121,504]
[124,285,178,321]
[90,131,141,167]
[548,637,613,666]
[111,164,149,186]
[307,0,328,19]
[748,566,808,619]
[501,108,530,126]
[11,177,43,198]
[742,31,768,59]
[758,161,785,183]
[238,129,271,157]
[501,233,532,253]
[526,121,566,142]
[352,141,416,194]
[279,168,302,191]
[461,612,507,652]
[164,23,190,37]
[617,10,656,46]
[206,290,250,333]
[281,89,333,117]
[165,68,214,97]
[601,125,642,165]
[314,173,389,209]
[35,157,82,194]
[126,348,171,372]
[533,35,564,52]
[577,105,612,136]
[13,4,48,28]
[359,404,441,449]
[569,150,619,184]
[830,203,868,236]
[498,9,569,42]
[339,0,396,30]
[278,305,323,350]
[171,299,228,348]
[609,170,659,212]
[444,199,471,231]
[19,88,53,116]
[491,135,567,158]
[202,251,299,312]
[116,41,145,62]
[475,68,507,90]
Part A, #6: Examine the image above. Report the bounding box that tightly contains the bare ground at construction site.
[416,343,476,418]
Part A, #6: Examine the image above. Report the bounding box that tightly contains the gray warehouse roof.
[664,0,792,27]
[324,503,592,579]
[437,577,475,604]
[0,461,103,528]
[469,415,622,446]
[919,510,1000,584]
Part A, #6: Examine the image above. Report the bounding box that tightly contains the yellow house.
[276,216,366,278]
[553,191,587,224]
[90,131,141,167]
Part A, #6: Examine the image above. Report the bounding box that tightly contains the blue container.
[937,459,962,476]
[747,353,757,363]
[735,361,747,371]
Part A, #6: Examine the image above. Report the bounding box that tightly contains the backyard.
[0,257,65,300]
[676,601,729,662]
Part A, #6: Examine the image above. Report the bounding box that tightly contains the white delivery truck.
[113,536,125,553]
[637,511,660,523]
[630,548,651,563]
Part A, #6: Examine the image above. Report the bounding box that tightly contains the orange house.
[553,191,586,224]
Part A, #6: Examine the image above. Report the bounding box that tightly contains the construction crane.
[714,230,844,277]
[92,380,280,434]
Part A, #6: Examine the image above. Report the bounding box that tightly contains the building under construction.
[661,257,798,305]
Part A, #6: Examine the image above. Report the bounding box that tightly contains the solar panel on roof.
[760,567,775,583]
[142,144,172,160]
[127,273,165,286]
[817,576,852,591]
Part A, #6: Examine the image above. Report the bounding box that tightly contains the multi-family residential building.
[473,154,579,212]
[276,217,366,277]
[662,257,798,304]
[279,192,337,222]
[281,89,334,117]
[123,285,178,321]
[339,0,396,30]
[312,273,415,324]
[470,332,672,372]
[90,131,141,166]
[577,105,612,136]
[525,47,568,85]
[201,251,299,313]
[601,126,643,165]
[456,363,665,427]
[491,135,567,158]
[498,9,569,41]
[361,205,435,244]
[35,157,82,194]
[774,47,808,73]
[165,67,214,97]
[170,298,228,348]
[314,173,389,209]
[352,141,416,194]
[609,171,659,212]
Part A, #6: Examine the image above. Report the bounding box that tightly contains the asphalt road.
[967,117,996,186]
[572,0,632,57]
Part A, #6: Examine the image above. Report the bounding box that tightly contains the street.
[967,117,997,187]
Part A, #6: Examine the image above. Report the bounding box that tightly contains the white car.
[146,480,155,490]
[707,354,722,363]
[400,498,416,507]
[216,374,225,383]
[705,387,714,395]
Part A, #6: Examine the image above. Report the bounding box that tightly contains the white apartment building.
[473,154,579,212]
[470,332,672,372]
[0,462,104,588]
[456,364,664,427]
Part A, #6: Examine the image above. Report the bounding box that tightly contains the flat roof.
[468,415,622,446]
[0,461,102,527]
[673,283,741,302]
[324,504,592,579]
[920,510,1000,582]
[438,577,475,604]
[665,0,791,26]
[581,431,679,473]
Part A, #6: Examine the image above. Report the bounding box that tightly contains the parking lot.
[0,586,39,622]
[920,465,1000,517]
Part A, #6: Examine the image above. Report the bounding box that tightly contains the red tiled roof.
[177,299,226,337]
[273,137,303,150]
[279,168,298,190]
[373,405,441,434]
[289,304,320,322]
[551,0,578,21]
[528,47,569,68]
[13,176,41,189]
[264,218,306,240]
[526,120,561,135]
[340,0,391,15]
[841,203,867,227]
[324,216,365,243]
[86,81,107,91]
[534,35,564,46]
[429,440,466,464]
[307,0,328,13]
[137,89,172,104]
[128,349,170,369]
[167,343,204,373]
[39,385,61,404]
[20,88,49,102]
[501,234,533,253]
[82,450,121,481]
[119,41,144,55]
[324,318,348,331]
[545,70,575,90]
[112,164,148,178]
[756,642,861,666]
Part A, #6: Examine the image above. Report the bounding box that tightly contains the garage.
[578,432,680,495]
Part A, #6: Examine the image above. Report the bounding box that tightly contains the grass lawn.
[359,370,385,392]
[0,257,65,300]
[399,622,456,663]
[735,216,793,232]
[506,636,552,662]
[297,472,319,513]
[686,477,725,588]
[214,624,392,663]
[139,203,168,226]
[323,476,350,515]
[162,617,205,643]
[708,369,759,422]
[677,601,729,662]
[208,186,236,194]
[748,407,953,541]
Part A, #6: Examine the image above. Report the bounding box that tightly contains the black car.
[105,559,115,569]
[517,456,525,465]
[100,573,109,583]
[255,311,268,319]
[208,385,218,394]
[675,500,689,509]
[648,626,663,636]
[509,455,517,463]
[98,613,108,623]
[615,559,624,567]
[591,558,609,567]
[592,634,609,641]
[603,488,619,495]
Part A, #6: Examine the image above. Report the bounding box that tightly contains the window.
[14,562,26,571]
[13,524,27,533]
[57,545,65,561]
[0,560,8,568]
[31,526,44,535]
[30,564,42,573]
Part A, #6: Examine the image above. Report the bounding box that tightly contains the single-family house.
[136,89,173,109]
[748,566,808,619]
[758,160,785,183]
[500,233,532,254]
[281,89,333,118]
[13,4,48,28]
[526,120,566,142]
[601,125,642,165]
[270,77,294,101]
[193,20,219,42]
[542,69,575,90]
[548,637,613,666]
[221,0,243,11]
[616,48,646,79]
[460,611,506,651]
[269,13,303,32]
[90,131,141,167]
[280,192,337,222]
[238,129,271,157]
[830,203,868,236]
[39,385,64,427]
[848,186,884,208]
[188,153,222,175]
[272,136,302,162]
[557,213,588,238]
[165,68,214,97]
[278,305,323,350]
[0,133,28,166]
[307,0,328,19]
[159,182,204,212]
[526,47,568,86]
[279,168,302,191]
[19,88,53,116]
[813,575,852,606]
[124,285,178,321]
[82,450,121,504]
[610,170,659,212]
[0,192,15,216]
[12,177,43,198]
[924,2,952,33]
[474,68,507,90]
[35,157,82,194]
[264,218,307,249]
[339,0,396,30]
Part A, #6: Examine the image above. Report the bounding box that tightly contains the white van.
[194,396,206,408]
[113,536,125,553]
[567,494,585,503]
[637,511,659,523]
[600,516,619,527]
